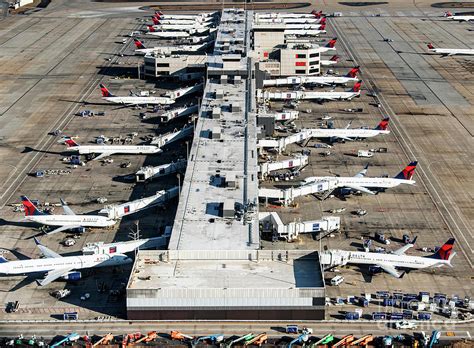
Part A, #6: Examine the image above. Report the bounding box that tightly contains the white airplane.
[321,238,456,278]
[0,237,132,286]
[146,29,190,39]
[258,80,361,102]
[20,196,116,235]
[427,43,474,56]
[149,23,212,31]
[133,38,208,55]
[63,137,162,161]
[263,67,359,87]
[284,28,327,36]
[256,16,326,24]
[256,10,322,19]
[284,23,326,30]
[310,117,390,141]
[302,161,417,196]
[99,83,174,105]
[320,55,340,66]
[153,11,216,21]
[444,11,474,22]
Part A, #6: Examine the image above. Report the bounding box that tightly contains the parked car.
[395,320,417,330]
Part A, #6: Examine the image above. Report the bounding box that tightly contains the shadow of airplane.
[22,146,63,156]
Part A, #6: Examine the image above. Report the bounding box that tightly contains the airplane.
[319,37,337,53]
[258,80,362,102]
[301,161,417,196]
[444,11,474,22]
[63,137,163,161]
[256,10,323,19]
[153,11,216,21]
[146,28,191,39]
[99,83,174,105]
[149,22,213,31]
[320,238,456,278]
[263,67,359,87]
[284,26,327,36]
[320,55,340,66]
[256,16,326,24]
[427,43,474,56]
[0,237,132,286]
[20,196,116,235]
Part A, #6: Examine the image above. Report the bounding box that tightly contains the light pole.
[185,140,189,161]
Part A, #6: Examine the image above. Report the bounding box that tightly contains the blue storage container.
[403,310,413,319]
[359,298,369,307]
[372,312,387,320]
[389,312,403,320]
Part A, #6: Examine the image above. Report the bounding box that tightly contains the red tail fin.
[394,161,417,180]
[374,118,389,131]
[352,80,362,92]
[330,55,339,62]
[99,83,114,97]
[444,11,452,17]
[64,138,79,147]
[133,38,146,49]
[21,196,45,216]
[319,24,326,30]
[319,17,327,25]
[147,25,155,32]
[427,238,455,260]
[152,17,159,25]
[346,66,360,78]
[325,37,337,48]
[427,43,435,50]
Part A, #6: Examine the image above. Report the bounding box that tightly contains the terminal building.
[126,9,326,320]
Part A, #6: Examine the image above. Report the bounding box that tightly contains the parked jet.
[306,118,390,142]
[302,161,417,196]
[20,196,116,235]
[444,11,474,22]
[99,83,174,106]
[284,24,326,30]
[427,43,474,56]
[153,11,216,21]
[0,237,132,286]
[320,238,456,278]
[319,37,337,53]
[263,67,359,87]
[63,137,162,161]
[320,55,340,66]
[256,16,326,24]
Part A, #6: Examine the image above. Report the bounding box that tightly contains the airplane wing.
[38,268,73,286]
[354,164,369,178]
[393,244,414,256]
[92,152,114,161]
[34,237,62,258]
[335,136,354,141]
[46,225,83,235]
[378,263,404,278]
[344,120,353,129]
[343,184,376,195]
[60,198,76,215]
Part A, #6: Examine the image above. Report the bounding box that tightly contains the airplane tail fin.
[319,17,327,25]
[393,161,418,180]
[351,80,362,93]
[147,25,156,32]
[99,83,115,98]
[133,38,147,49]
[330,55,339,62]
[426,238,455,261]
[0,256,8,263]
[374,117,389,131]
[444,11,452,17]
[319,24,326,30]
[427,43,435,50]
[21,196,45,216]
[345,66,360,78]
[152,16,159,25]
[64,137,80,148]
[311,9,322,17]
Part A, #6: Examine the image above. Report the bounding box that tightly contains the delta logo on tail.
[330,55,339,62]
[352,80,362,93]
[133,38,146,49]
[346,66,360,78]
[319,24,326,30]
[427,238,455,260]
[152,17,160,25]
[394,161,418,180]
[319,17,327,25]
[147,25,156,32]
[311,10,323,18]
[375,118,389,131]
[325,37,337,48]
[64,137,80,148]
[99,84,114,98]
[427,43,435,50]
[21,196,45,216]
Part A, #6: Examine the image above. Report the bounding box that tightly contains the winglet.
[34,237,41,246]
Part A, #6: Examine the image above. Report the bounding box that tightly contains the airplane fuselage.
[431,48,474,56]
[102,96,174,105]
[264,76,358,87]
[304,176,415,189]
[336,250,447,270]
[447,15,474,22]
[284,29,326,36]
[259,90,358,101]
[0,253,131,275]
[25,214,116,228]
[68,145,162,156]
[309,128,389,138]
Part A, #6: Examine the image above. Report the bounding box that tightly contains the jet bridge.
[156,105,198,123]
[258,110,299,122]
[151,124,194,147]
[258,179,337,206]
[259,212,340,241]
[99,187,179,220]
[136,159,187,182]
[258,129,314,153]
[259,154,308,179]
[164,83,204,99]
